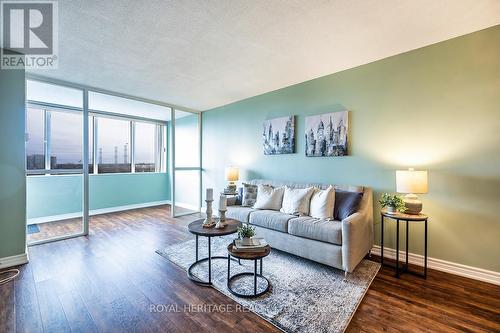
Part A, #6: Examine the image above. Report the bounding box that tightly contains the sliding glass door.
[26,80,89,245]
[26,76,198,240]
[171,109,201,217]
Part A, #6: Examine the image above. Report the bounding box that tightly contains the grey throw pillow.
[241,183,258,207]
[334,190,363,220]
[235,187,243,205]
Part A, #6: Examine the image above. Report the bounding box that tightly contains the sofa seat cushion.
[226,206,255,223]
[249,210,296,233]
[288,217,342,245]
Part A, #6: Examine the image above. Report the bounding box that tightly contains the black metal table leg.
[406,220,409,270]
[195,235,199,261]
[424,219,428,279]
[254,260,258,296]
[381,214,384,265]
[260,258,263,275]
[208,237,212,284]
[396,219,400,278]
[227,254,230,281]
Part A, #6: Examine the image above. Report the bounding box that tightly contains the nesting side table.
[187,218,241,286]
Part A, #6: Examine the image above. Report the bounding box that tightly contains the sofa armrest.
[341,188,374,272]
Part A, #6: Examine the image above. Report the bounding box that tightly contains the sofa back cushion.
[245,179,365,218]
[254,184,285,210]
[280,186,315,216]
[334,190,363,220]
[246,179,363,193]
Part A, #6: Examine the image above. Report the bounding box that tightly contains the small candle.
[219,195,227,210]
[206,188,213,201]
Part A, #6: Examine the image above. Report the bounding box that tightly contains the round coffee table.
[227,243,271,298]
[187,218,240,286]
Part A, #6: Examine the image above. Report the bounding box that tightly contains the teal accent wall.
[90,173,170,211]
[202,26,500,272]
[0,64,26,258]
[27,173,170,219]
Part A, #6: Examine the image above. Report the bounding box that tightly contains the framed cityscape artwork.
[305,111,349,157]
[263,116,295,155]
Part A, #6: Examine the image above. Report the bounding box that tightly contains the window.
[26,80,167,175]
[26,108,45,170]
[50,111,83,169]
[134,122,157,172]
[27,80,83,108]
[96,117,132,174]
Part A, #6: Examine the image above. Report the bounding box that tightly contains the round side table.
[187,218,241,286]
[380,209,428,278]
[226,243,271,298]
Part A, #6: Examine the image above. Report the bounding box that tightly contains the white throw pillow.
[309,186,335,219]
[253,185,285,210]
[280,187,315,216]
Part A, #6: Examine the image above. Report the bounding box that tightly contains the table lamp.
[396,168,428,214]
[225,166,239,193]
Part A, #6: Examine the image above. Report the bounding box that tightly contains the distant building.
[26,154,45,170]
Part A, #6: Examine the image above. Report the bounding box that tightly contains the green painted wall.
[202,26,500,272]
[27,173,170,219]
[0,65,26,258]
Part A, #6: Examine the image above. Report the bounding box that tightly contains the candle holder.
[218,209,227,223]
[203,199,215,227]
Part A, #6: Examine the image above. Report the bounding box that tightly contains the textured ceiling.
[28,0,500,111]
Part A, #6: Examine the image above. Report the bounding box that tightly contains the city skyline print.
[305,111,349,157]
[263,116,295,155]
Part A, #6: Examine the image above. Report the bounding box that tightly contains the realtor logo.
[1,0,58,69]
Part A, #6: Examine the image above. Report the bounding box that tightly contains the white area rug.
[157,236,379,333]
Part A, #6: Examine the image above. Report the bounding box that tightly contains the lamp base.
[403,193,422,215]
[225,182,237,193]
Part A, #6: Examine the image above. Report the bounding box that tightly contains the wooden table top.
[381,209,428,221]
[187,218,241,236]
[227,243,271,260]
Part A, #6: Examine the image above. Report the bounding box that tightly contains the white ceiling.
[28,0,500,111]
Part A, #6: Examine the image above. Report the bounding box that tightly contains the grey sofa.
[226,179,374,274]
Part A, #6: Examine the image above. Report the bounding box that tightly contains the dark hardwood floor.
[1,205,499,333]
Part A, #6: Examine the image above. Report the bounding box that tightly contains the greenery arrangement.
[237,223,255,238]
[379,193,406,212]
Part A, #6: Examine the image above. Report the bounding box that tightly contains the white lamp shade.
[225,167,239,182]
[396,169,428,194]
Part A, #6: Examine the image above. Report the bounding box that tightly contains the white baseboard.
[27,200,171,225]
[175,201,201,212]
[371,245,500,286]
[0,253,29,269]
[90,200,171,216]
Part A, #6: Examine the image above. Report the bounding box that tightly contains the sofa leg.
[369,250,372,258]
[344,271,348,278]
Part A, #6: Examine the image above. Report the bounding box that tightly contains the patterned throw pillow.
[241,183,258,207]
